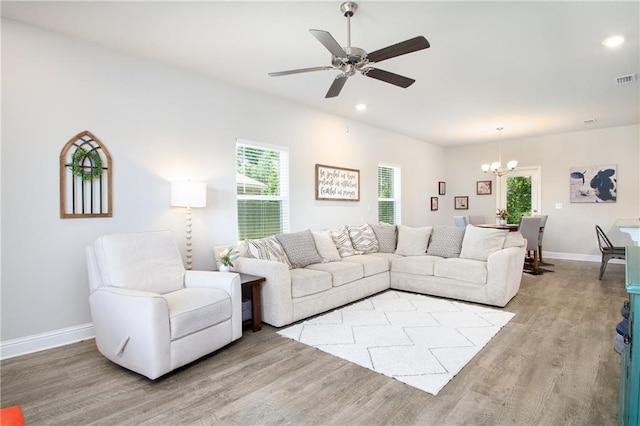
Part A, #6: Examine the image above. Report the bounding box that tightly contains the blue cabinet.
[620,246,640,426]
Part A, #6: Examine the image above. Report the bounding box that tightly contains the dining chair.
[595,225,626,279]
[454,216,468,227]
[534,214,551,266]
[468,215,486,225]
[519,216,543,274]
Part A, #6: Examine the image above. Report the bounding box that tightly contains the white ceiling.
[2,1,639,146]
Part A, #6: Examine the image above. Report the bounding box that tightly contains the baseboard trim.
[1,323,95,360]
[544,251,625,264]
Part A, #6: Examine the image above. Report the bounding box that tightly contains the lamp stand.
[184,206,193,270]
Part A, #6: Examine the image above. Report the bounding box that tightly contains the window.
[378,164,401,224]
[236,140,289,240]
[498,166,541,224]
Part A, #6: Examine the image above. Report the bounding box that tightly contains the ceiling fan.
[268,1,430,98]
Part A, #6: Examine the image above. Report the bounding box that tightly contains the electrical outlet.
[555,203,563,209]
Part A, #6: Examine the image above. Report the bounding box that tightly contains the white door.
[497,166,542,220]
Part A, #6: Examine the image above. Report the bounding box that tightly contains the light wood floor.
[1,259,628,425]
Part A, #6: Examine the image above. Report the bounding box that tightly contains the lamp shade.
[171,180,207,207]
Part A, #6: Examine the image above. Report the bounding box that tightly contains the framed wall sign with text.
[315,164,360,201]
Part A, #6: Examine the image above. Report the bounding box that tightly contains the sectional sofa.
[226,223,526,328]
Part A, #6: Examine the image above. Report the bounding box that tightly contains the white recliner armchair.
[86,230,242,379]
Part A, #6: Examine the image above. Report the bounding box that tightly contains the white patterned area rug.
[278,290,514,396]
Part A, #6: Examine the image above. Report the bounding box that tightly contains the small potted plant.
[496,209,508,225]
[217,246,239,272]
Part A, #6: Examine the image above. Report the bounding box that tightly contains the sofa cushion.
[391,255,439,276]
[163,288,231,340]
[370,223,397,253]
[395,225,433,256]
[347,224,379,254]
[247,236,292,268]
[341,254,389,277]
[459,225,508,261]
[306,261,363,287]
[330,226,359,257]
[312,230,341,262]
[276,230,323,269]
[290,268,332,298]
[433,258,488,284]
[426,225,465,258]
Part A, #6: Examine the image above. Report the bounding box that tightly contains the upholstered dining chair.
[534,214,551,266]
[454,216,468,227]
[86,230,242,379]
[468,215,486,225]
[519,216,543,274]
[595,225,626,280]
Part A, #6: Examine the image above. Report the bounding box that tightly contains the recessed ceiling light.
[603,35,625,48]
[355,104,367,111]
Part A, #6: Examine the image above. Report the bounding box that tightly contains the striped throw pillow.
[348,224,379,254]
[330,226,358,257]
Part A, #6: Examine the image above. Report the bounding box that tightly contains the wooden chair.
[595,225,626,279]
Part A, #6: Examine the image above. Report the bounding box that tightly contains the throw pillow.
[426,225,465,258]
[330,226,359,257]
[370,223,397,253]
[247,235,292,268]
[312,230,341,262]
[459,225,508,261]
[347,224,379,254]
[276,230,323,269]
[395,225,433,256]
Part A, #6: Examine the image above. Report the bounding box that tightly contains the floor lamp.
[171,180,207,270]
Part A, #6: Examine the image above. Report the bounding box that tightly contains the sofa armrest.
[89,287,172,379]
[486,245,527,306]
[233,257,294,327]
[184,271,242,340]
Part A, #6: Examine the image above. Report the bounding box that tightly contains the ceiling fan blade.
[325,75,348,98]
[362,68,415,88]
[269,66,334,77]
[310,29,348,58]
[367,36,430,63]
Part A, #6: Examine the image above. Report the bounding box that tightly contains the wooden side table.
[240,273,266,332]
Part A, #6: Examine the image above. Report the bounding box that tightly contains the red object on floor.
[0,406,25,426]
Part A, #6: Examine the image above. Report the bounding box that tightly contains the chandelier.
[481,127,517,177]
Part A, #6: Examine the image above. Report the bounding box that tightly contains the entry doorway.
[497,166,541,224]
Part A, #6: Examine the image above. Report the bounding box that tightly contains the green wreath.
[71,147,103,181]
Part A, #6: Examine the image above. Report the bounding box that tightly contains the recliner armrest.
[184,271,242,340]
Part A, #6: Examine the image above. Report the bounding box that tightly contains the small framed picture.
[454,196,469,210]
[477,180,492,195]
[438,181,446,195]
[430,197,438,211]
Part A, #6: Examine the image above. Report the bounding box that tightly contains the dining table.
[476,223,520,232]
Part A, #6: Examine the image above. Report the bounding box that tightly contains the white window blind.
[378,164,401,225]
[236,140,289,240]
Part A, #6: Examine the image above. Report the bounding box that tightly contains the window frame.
[377,163,402,225]
[236,139,290,240]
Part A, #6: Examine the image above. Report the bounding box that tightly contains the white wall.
[0,19,446,346]
[445,125,640,256]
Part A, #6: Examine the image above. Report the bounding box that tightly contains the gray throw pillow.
[426,225,465,258]
[369,223,397,253]
[276,230,323,269]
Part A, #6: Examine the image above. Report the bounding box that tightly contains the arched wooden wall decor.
[60,130,112,218]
